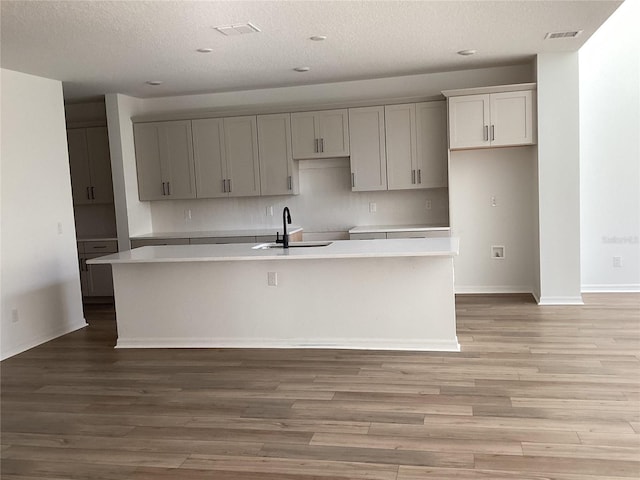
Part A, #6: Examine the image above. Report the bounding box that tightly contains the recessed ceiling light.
[197,48,213,53]
[146,80,163,86]
[310,35,327,41]
[293,66,311,72]
[457,49,477,56]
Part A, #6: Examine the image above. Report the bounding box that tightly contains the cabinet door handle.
[490,125,495,141]
[320,138,324,153]
[167,182,171,195]
[417,169,422,184]
[314,138,319,153]
[222,179,227,193]
[484,125,489,141]
[411,169,416,184]
[228,179,232,193]
[288,175,292,190]
[162,182,166,195]
[90,186,95,199]
[351,172,355,188]
[86,187,91,200]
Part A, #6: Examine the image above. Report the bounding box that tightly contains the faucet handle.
[275,232,282,244]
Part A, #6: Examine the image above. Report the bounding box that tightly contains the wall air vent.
[545,30,583,40]
[214,23,261,36]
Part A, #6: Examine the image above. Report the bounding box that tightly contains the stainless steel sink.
[253,241,333,250]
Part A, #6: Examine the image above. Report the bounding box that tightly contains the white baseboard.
[537,296,584,306]
[581,284,640,293]
[116,336,461,352]
[455,285,533,294]
[1,319,88,361]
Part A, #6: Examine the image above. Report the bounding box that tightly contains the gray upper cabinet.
[257,113,299,196]
[349,106,387,191]
[67,126,114,205]
[348,101,447,192]
[415,101,448,188]
[192,116,261,198]
[134,120,196,200]
[291,109,350,159]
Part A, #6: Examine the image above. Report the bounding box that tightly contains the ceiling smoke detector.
[214,22,261,36]
[545,30,583,39]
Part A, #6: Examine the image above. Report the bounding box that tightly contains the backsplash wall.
[149,158,449,235]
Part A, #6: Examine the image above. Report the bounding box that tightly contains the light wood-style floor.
[1,293,639,479]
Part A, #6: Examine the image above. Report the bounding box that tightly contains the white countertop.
[130,227,303,240]
[88,237,459,264]
[349,224,450,234]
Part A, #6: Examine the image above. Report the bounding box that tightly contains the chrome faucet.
[276,207,292,248]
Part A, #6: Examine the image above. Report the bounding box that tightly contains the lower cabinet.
[78,240,118,297]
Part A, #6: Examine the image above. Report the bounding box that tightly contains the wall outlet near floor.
[491,246,505,259]
[613,256,622,268]
[267,271,278,286]
[369,202,377,213]
[425,200,432,210]
[11,308,19,323]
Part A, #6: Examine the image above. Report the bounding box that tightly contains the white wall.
[579,0,640,292]
[109,64,533,238]
[449,147,536,293]
[1,69,86,360]
[536,53,583,305]
[105,93,150,251]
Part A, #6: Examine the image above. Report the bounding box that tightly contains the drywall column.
[105,94,151,251]
[1,69,86,359]
[536,53,583,305]
[579,0,640,292]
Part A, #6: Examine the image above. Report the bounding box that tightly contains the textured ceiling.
[0,0,623,102]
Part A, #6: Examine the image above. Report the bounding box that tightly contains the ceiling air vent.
[214,23,261,36]
[545,30,583,40]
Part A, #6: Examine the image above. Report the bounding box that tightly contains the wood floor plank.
[1,293,638,479]
[180,454,399,479]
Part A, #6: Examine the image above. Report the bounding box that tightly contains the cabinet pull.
[228,179,232,193]
[484,125,489,141]
[411,169,416,184]
[417,169,422,184]
[167,182,171,195]
[288,175,292,190]
[92,245,107,249]
[351,172,355,188]
[222,179,227,193]
[490,125,495,141]
[86,187,91,200]
[320,138,324,153]
[162,182,166,195]
[314,138,319,153]
[90,186,95,199]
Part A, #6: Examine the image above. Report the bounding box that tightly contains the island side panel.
[111,256,458,351]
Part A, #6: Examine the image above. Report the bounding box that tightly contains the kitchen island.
[89,237,460,351]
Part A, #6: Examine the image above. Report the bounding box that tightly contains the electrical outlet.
[425,200,432,210]
[491,196,497,207]
[184,209,192,221]
[11,308,19,323]
[266,206,274,217]
[267,272,278,286]
[491,246,505,259]
[613,256,622,268]
[57,222,63,234]
[369,202,377,213]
